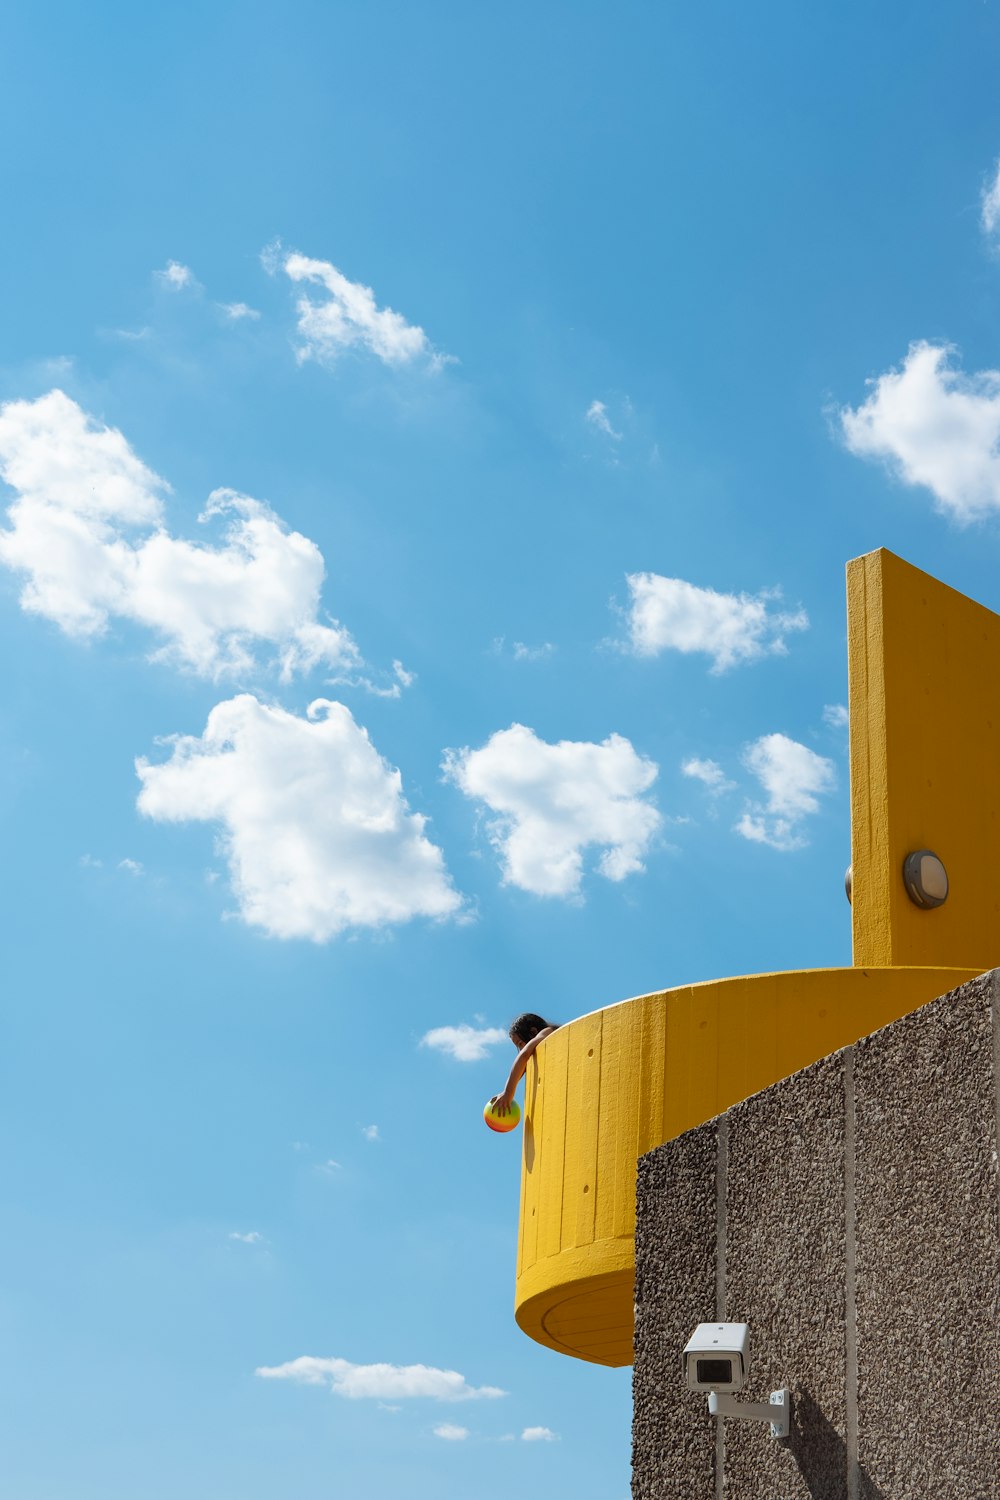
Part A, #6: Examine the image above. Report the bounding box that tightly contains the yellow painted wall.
[849,549,1000,969]
[514,965,977,1365]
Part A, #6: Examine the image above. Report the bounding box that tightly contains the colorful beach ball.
[484,1097,521,1133]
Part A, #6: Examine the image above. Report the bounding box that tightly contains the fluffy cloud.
[840,341,1000,523]
[822,703,848,729]
[0,391,359,679]
[255,1356,505,1402]
[586,400,621,440]
[734,733,836,851]
[681,757,736,794]
[522,1426,558,1442]
[624,573,808,671]
[229,1230,263,1244]
[361,1124,380,1141]
[420,1024,508,1062]
[444,723,661,897]
[434,1424,470,1441]
[282,251,438,367]
[135,695,462,941]
[156,260,195,290]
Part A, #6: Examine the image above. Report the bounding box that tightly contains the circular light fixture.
[844,865,853,904]
[902,850,949,909]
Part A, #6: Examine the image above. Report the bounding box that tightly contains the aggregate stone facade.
[632,971,1000,1500]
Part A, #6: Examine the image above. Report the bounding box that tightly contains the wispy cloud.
[277,248,445,368]
[822,703,848,729]
[255,1355,506,1402]
[586,399,621,440]
[0,391,360,681]
[512,641,554,662]
[219,302,261,321]
[434,1424,470,1441]
[522,1426,558,1442]
[444,723,661,898]
[156,260,196,291]
[734,733,836,851]
[420,1024,508,1062]
[624,573,808,672]
[361,1124,380,1142]
[681,757,736,795]
[229,1230,264,1244]
[840,341,1000,523]
[117,857,144,876]
[136,695,463,942]
[982,159,1000,239]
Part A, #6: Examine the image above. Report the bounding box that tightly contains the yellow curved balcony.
[514,964,977,1367]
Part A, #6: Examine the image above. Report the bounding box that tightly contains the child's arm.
[491,1027,557,1115]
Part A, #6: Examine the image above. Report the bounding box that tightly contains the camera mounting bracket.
[707,1387,791,1439]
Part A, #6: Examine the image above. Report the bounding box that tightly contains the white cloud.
[0,391,360,680]
[522,1426,558,1442]
[434,1424,470,1441]
[982,160,1000,238]
[624,573,808,672]
[260,238,284,276]
[734,733,836,852]
[822,703,848,729]
[118,857,144,876]
[586,400,621,440]
[420,1024,508,1062]
[229,1230,263,1244]
[328,657,416,700]
[135,695,463,942]
[282,251,440,367]
[156,260,195,290]
[840,341,1000,523]
[219,302,261,321]
[315,1159,342,1175]
[681,757,736,795]
[255,1356,506,1402]
[512,641,554,662]
[361,1124,380,1142]
[79,854,103,868]
[444,723,661,898]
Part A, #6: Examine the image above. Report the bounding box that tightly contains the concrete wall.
[632,971,1000,1500]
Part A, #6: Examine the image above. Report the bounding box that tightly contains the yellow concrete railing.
[514,965,978,1366]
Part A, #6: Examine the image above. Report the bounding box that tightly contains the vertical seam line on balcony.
[556,1041,569,1253]
[845,1047,859,1500]
[592,1012,603,1244]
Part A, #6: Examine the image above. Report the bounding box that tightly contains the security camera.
[683,1323,790,1440]
[683,1322,749,1393]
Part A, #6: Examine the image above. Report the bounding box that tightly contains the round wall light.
[844,866,853,904]
[902,850,949,909]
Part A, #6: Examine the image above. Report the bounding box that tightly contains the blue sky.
[4,4,1000,1496]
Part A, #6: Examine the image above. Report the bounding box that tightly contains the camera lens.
[696,1358,734,1385]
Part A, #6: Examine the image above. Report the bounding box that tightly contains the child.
[490,1012,559,1118]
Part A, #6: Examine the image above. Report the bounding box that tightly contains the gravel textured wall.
[632,1122,717,1500]
[632,971,1000,1500]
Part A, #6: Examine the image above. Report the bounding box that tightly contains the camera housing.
[682,1322,749,1393]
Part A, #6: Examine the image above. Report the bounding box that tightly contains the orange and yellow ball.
[484,1097,521,1133]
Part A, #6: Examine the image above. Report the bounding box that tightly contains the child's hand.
[490,1092,513,1116]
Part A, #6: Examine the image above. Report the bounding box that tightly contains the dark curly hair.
[509,1012,557,1047]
